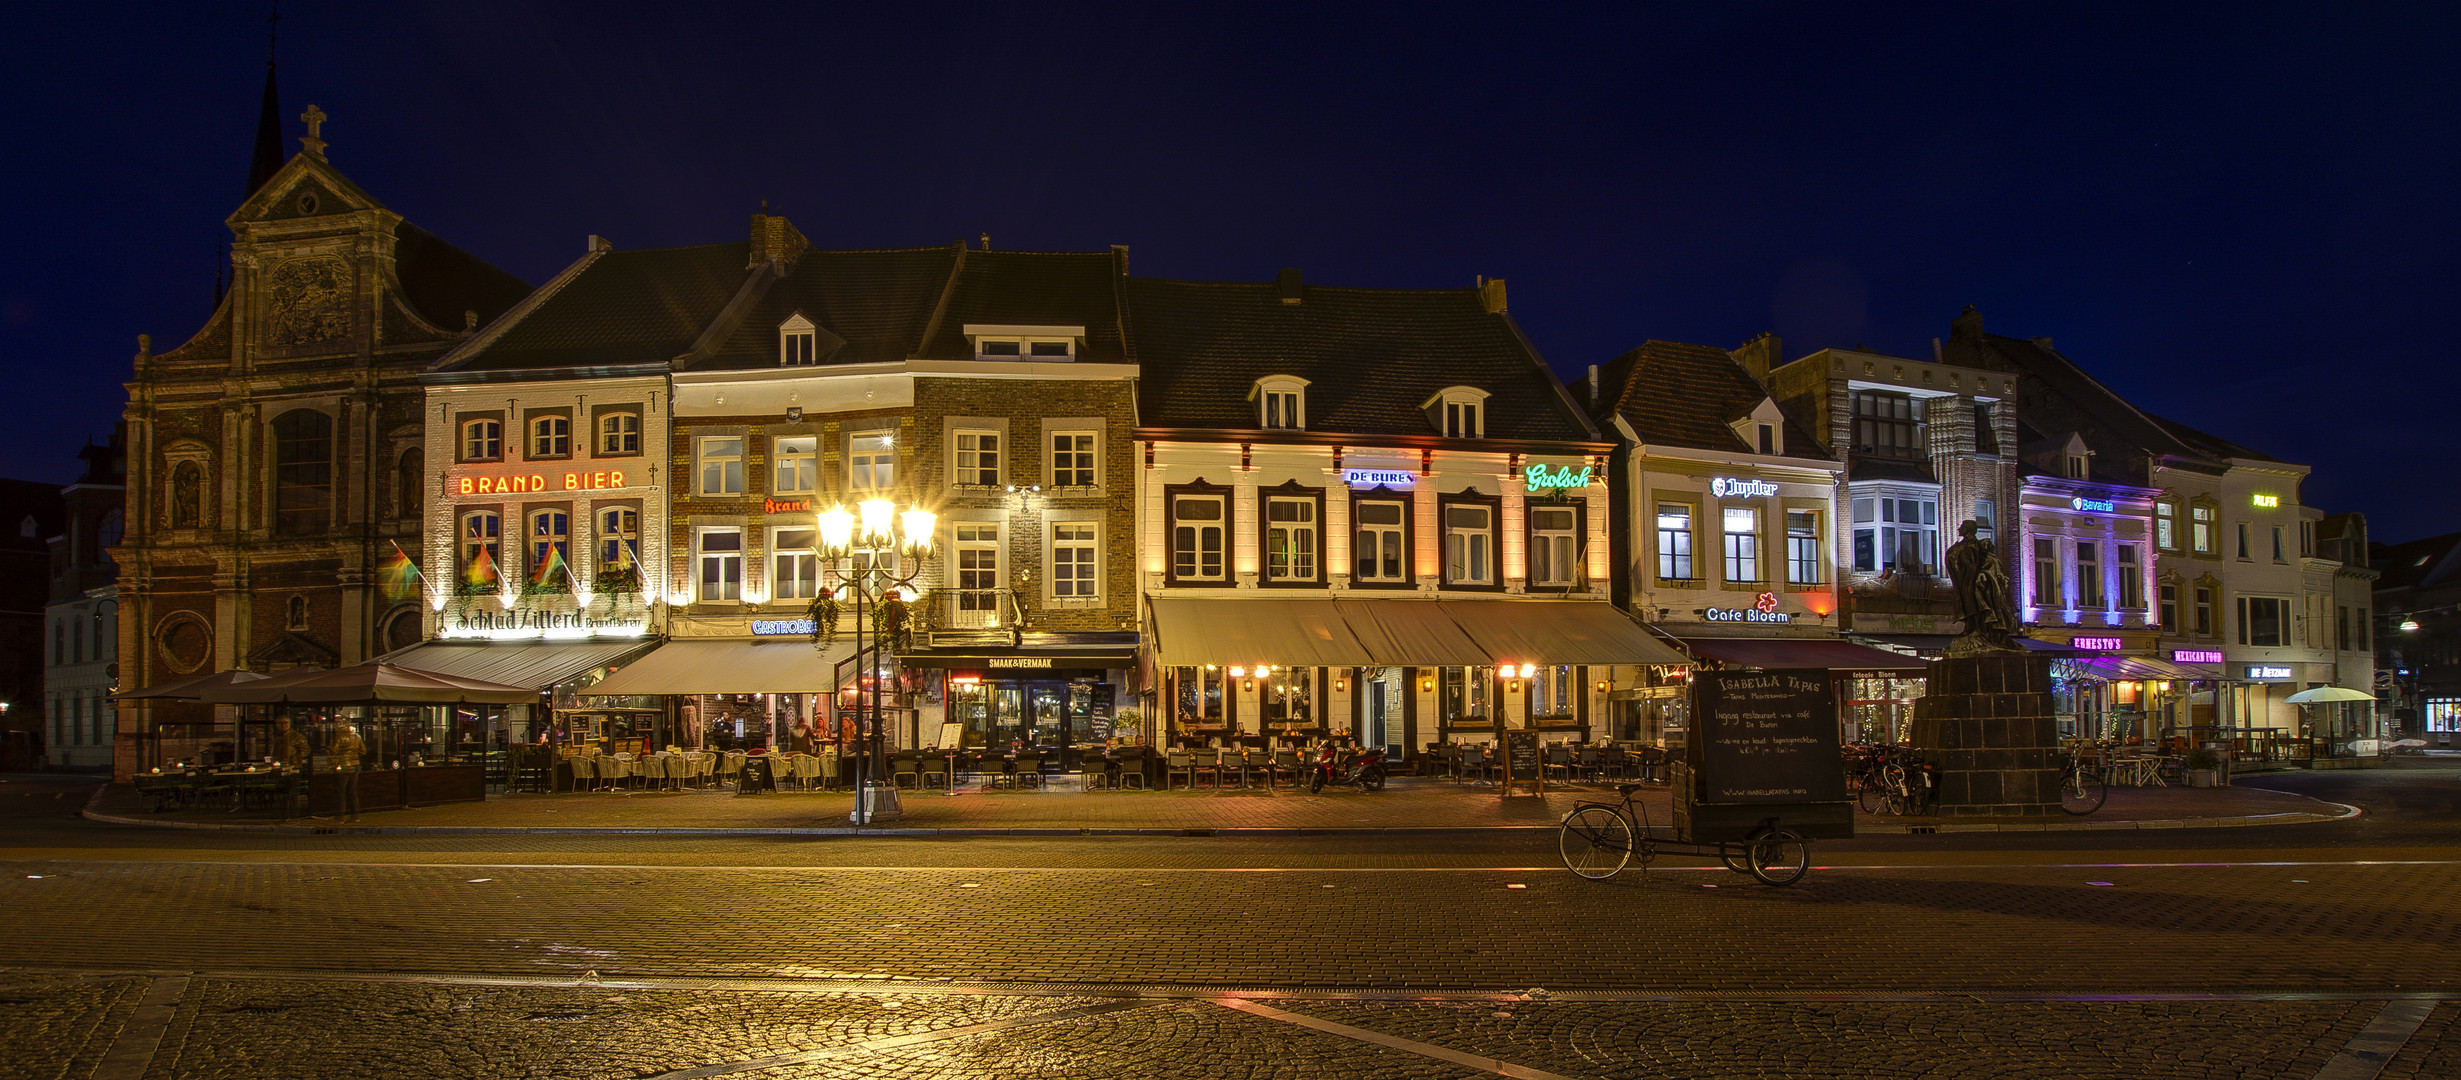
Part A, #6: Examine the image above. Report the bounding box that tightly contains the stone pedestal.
[1909,653,2062,815]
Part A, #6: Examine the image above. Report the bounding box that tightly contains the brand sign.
[1524,463,1594,493]
[2071,636,2126,651]
[2252,494,2279,508]
[1343,469,1415,489]
[2069,496,2116,513]
[751,618,818,637]
[1710,476,1779,499]
[988,657,1054,668]
[455,469,630,496]
[1705,594,1793,624]
[2245,664,2294,680]
[442,607,649,640]
[2172,649,2225,665]
[762,497,812,515]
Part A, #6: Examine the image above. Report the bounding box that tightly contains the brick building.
[113,108,529,775]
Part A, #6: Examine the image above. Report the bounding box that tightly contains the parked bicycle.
[1848,743,1935,816]
[1557,783,1812,887]
[2058,740,2109,815]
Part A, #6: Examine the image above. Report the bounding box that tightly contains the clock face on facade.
[263,256,353,348]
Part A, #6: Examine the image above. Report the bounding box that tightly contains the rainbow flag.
[532,545,570,588]
[379,545,422,602]
[465,546,499,588]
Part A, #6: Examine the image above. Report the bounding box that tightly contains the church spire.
[244,5,283,200]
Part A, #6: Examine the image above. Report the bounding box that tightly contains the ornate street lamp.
[817,499,934,825]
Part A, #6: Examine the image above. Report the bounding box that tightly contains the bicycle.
[1557,783,1812,887]
[2058,741,2109,815]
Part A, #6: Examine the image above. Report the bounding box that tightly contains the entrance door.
[1366,677,1388,751]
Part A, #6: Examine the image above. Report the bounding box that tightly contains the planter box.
[2186,769,2219,788]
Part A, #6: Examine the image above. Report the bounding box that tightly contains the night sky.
[6,3,2454,539]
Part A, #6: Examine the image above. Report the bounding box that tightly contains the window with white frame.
[1265,497,1318,582]
[954,430,1001,486]
[2191,501,2216,554]
[529,510,569,583]
[598,411,640,455]
[2238,594,2288,647]
[771,527,819,600]
[462,419,502,461]
[1171,494,1226,581]
[1354,500,1406,582]
[1443,503,1493,585]
[461,511,501,584]
[954,524,1001,621]
[974,336,1074,360]
[697,527,743,601]
[772,436,817,495]
[598,507,638,569]
[847,430,894,492]
[1051,523,1098,599]
[1974,498,1995,543]
[2117,544,2142,608]
[1050,431,1097,487]
[1657,503,1694,580]
[2155,499,2179,552]
[781,315,817,366]
[1529,506,1577,586]
[1722,506,1761,583]
[1255,376,1308,430]
[2076,540,2102,607]
[2032,537,2058,606]
[2159,581,2178,633]
[529,415,571,459]
[1851,489,1938,575]
[1786,509,1821,585]
[698,436,744,496]
[1426,387,1490,438]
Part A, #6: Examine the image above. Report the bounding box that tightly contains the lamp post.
[818,499,935,825]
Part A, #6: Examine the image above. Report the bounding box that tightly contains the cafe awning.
[376,639,658,691]
[580,639,856,696]
[1436,600,1689,667]
[1671,635,1930,675]
[2067,654,2212,681]
[1148,598,1372,667]
[206,662,539,706]
[114,668,267,701]
[1334,600,1490,667]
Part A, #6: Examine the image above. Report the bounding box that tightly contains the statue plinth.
[1909,652,2063,815]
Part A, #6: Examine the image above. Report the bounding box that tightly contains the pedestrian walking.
[276,718,310,767]
[330,722,366,823]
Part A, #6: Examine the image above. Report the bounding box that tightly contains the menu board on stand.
[1500,729,1543,797]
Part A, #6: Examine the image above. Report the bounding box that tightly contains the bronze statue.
[1944,519,2026,655]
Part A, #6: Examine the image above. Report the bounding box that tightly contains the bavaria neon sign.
[2069,496,2115,513]
[1524,463,1593,492]
[1711,476,1779,499]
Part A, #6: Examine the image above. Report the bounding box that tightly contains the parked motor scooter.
[1308,742,1388,793]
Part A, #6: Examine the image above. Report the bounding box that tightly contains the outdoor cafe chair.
[891,756,921,790]
[1267,748,1302,790]
[919,754,952,790]
[1165,750,1194,790]
[978,755,1015,790]
[1114,749,1150,790]
[566,753,598,792]
[1012,754,1045,790]
[1190,748,1222,790]
[1460,747,1494,786]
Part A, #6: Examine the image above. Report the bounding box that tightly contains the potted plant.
[2184,747,2222,788]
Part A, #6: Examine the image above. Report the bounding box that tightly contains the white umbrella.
[2284,686,2374,704]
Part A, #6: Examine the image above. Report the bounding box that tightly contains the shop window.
[1722,506,1761,584]
[1354,499,1407,582]
[1174,667,1225,727]
[1265,497,1319,582]
[598,411,640,456]
[1786,510,1821,585]
[1051,523,1098,599]
[2032,538,2058,607]
[598,507,638,569]
[529,510,570,585]
[2117,545,2142,609]
[270,409,333,536]
[1050,431,1098,487]
[1441,667,1491,724]
[529,415,571,459]
[1265,669,1312,722]
[954,524,1001,623]
[1443,502,1494,585]
[847,430,895,492]
[1529,506,1578,587]
[772,527,819,600]
[2159,582,2179,634]
[1531,665,1575,717]
[697,437,745,496]
[461,418,502,462]
[954,430,1001,486]
[773,436,817,495]
[2075,541,2102,608]
[1656,503,1695,581]
[1170,493,1226,582]
[697,527,743,602]
[461,511,501,586]
[2239,595,2287,647]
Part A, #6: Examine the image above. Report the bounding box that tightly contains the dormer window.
[964,324,1082,361]
[1251,376,1309,430]
[2061,433,2092,479]
[780,314,817,366]
[1755,423,1775,455]
[1424,386,1491,438]
[1731,398,1788,456]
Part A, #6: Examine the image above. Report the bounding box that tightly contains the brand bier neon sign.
[456,470,628,495]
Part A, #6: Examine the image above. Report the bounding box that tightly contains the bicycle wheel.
[1856,770,1886,813]
[1721,827,1761,874]
[1748,828,1810,886]
[2058,766,2107,815]
[1559,806,1632,880]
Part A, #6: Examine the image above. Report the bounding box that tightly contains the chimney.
[980,232,992,250]
[1276,267,1304,304]
[1728,331,1783,382]
[1110,244,1130,276]
[1931,337,1944,362]
[1586,364,1600,406]
[748,211,809,269]
[1950,304,1985,344]
[1478,277,1507,314]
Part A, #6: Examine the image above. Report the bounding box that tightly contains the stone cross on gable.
[299,104,328,158]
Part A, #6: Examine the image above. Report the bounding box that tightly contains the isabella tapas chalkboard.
[1689,668,1846,803]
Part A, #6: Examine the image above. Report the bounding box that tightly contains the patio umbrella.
[202,662,538,706]
[114,668,269,701]
[2284,686,2375,704]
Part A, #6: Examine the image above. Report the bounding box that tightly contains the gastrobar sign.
[1710,476,1779,499]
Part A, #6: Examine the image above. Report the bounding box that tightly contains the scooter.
[1308,742,1388,793]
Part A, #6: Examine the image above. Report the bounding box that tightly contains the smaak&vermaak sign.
[1689,668,1846,803]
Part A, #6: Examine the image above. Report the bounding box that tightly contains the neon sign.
[2171,649,2224,664]
[751,618,817,636]
[2245,664,2294,680]
[1343,469,1414,489]
[2252,494,2279,508]
[762,497,811,515]
[1524,463,1594,492]
[1705,594,1792,623]
[456,469,628,496]
[1711,477,1779,499]
[2069,496,2115,513]
[2072,636,2125,651]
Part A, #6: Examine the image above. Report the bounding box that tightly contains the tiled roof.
[1125,276,1595,442]
[1847,456,1938,484]
[1951,330,2212,482]
[2375,531,2461,592]
[917,250,1130,363]
[2148,412,2284,464]
[390,223,532,333]
[1591,340,1832,461]
[697,246,962,370]
[451,242,753,372]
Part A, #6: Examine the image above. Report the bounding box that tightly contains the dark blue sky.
[6,3,2454,538]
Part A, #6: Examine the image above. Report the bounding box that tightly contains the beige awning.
[581,639,856,696]
[1148,598,1372,667]
[1334,600,1491,667]
[1437,600,1690,667]
[376,639,658,691]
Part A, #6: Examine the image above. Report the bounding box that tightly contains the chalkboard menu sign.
[1503,730,1542,793]
[1690,668,1846,803]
